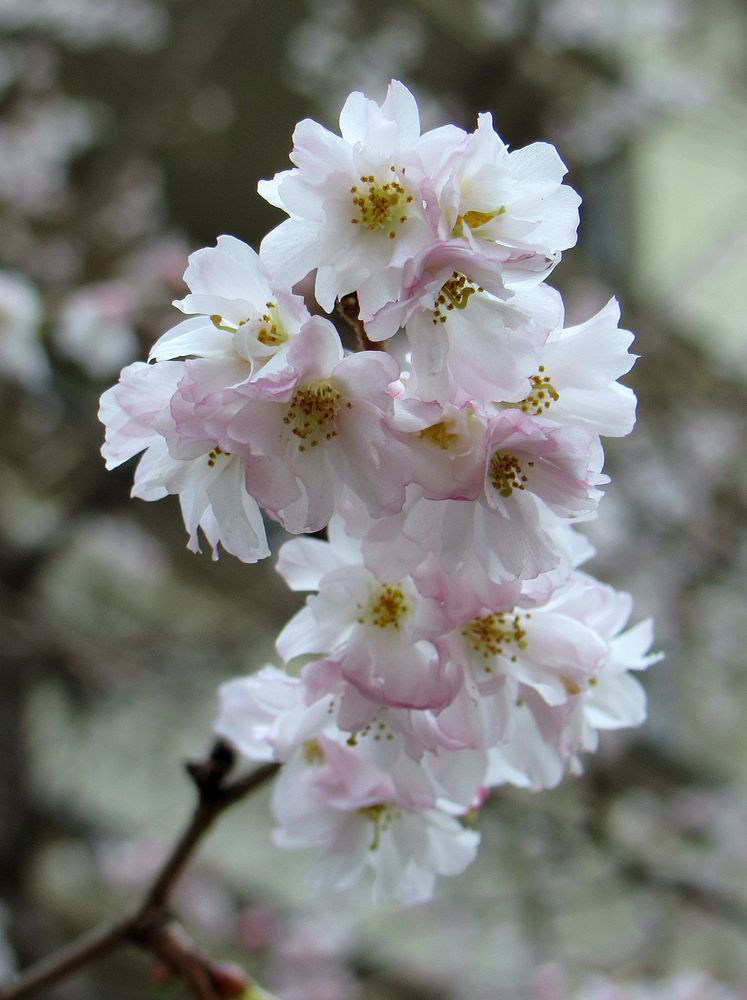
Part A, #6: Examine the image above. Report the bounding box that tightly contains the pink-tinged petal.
[285,315,344,377]
[584,671,646,731]
[486,699,565,791]
[472,497,560,582]
[259,218,323,288]
[215,666,304,762]
[149,317,235,362]
[335,682,381,733]
[276,604,344,663]
[611,619,663,671]
[276,536,348,591]
[279,450,340,534]
[380,80,421,146]
[204,459,269,563]
[340,630,458,711]
[316,737,396,808]
[288,118,353,179]
[99,360,184,469]
[179,235,269,303]
[507,141,568,188]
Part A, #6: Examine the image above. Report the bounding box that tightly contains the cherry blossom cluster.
[99,81,659,903]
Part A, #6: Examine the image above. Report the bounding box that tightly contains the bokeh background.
[1,1,747,998]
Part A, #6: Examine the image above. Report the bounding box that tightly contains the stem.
[0,920,131,1000]
[145,754,279,911]
[0,745,280,1000]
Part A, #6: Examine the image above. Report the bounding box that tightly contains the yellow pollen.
[362,583,411,630]
[210,314,239,333]
[489,450,534,497]
[561,676,583,696]
[358,803,400,852]
[520,365,560,416]
[212,304,288,349]
[207,445,230,468]
[462,611,528,664]
[347,716,394,745]
[459,206,507,230]
[302,739,325,765]
[419,419,459,450]
[432,272,480,324]
[283,380,341,452]
[350,169,410,234]
[256,301,286,346]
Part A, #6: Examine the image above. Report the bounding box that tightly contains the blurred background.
[1,1,747,997]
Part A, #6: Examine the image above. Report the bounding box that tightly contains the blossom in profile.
[151,234,310,390]
[427,111,582,265]
[99,360,269,562]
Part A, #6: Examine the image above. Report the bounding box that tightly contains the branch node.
[186,739,236,798]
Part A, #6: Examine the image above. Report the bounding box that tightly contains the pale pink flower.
[219,317,414,534]
[271,737,480,904]
[511,297,638,437]
[259,80,438,319]
[150,234,309,390]
[366,244,561,405]
[445,581,607,708]
[276,562,457,711]
[484,408,607,520]
[387,399,488,502]
[485,574,662,789]
[427,111,581,265]
[564,574,663,753]
[276,518,463,711]
[366,408,604,584]
[216,665,336,763]
[99,360,269,562]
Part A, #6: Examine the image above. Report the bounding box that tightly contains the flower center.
[302,739,325,765]
[462,611,529,670]
[211,313,244,332]
[350,167,414,238]
[207,445,230,468]
[211,302,287,348]
[519,366,560,416]
[489,450,534,497]
[255,301,287,346]
[358,803,400,851]
[346,717,395,747]
[419,418,459,450]
[432,272,481,324]
[360,583,411,630]
[284,380,341,452]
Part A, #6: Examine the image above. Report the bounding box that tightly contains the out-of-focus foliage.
[1,1,747,997]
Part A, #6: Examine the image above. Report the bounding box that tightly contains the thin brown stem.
[0,920,131,1000]
[0,744,280,1000]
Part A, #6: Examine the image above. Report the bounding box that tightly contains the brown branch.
[336,293,387,352]
[0,920,131,1000]
[0,742,280,1000]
